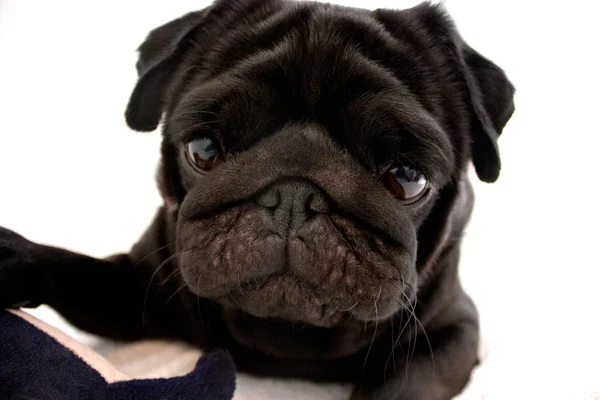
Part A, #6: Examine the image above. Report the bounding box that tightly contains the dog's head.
[125,0,514,351]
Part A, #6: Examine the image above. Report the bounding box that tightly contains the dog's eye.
[384,165,428,202]
[185,137,222,173]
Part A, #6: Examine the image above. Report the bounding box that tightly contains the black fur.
[0,1,515,399]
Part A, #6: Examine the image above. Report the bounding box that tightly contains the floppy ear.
[376,3,515,183]
[125,11,205,132]
[460,44,515,182]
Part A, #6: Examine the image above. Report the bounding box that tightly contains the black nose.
[256,180,329,231]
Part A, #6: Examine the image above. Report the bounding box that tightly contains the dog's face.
[125,0,514,352]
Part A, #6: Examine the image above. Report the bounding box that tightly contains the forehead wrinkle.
[172,30,295,121]
[398,113,454,182]
[348,89,454,183]
[168,78,229,141]
[169,73,270,143]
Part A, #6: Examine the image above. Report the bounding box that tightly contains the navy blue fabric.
[0,310,236,400]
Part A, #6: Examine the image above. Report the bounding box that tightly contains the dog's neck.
[220,305,390,360]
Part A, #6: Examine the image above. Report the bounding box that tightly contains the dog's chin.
[216,274,349,328]
[219,302,388,360]
[182,260,412,358]
[211,273,410,360]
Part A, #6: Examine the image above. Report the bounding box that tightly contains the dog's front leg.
[351,291,479,400]
[0,223,193,342]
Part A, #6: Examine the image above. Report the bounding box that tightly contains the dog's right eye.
[185,137,223,174]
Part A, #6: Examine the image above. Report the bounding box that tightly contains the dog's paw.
[0,227,44,309]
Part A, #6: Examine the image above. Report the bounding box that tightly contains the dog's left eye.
[384,165,428,202]
[185,137,223,173]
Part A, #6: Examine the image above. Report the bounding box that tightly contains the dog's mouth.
[216,273,349,327]
[177,199,416,328]
[212,273,413,359]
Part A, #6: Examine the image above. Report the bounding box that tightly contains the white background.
[1,1,599,399]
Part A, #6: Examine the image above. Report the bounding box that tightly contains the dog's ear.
[427,6,516,183]
[460,44,515,182]
[125,11,205,132]
[376,3,515,182]
[424,5,516,183]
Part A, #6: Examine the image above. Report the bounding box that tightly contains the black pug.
[0,0,515,398]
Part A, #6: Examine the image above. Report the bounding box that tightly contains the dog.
[0,0,515,398]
